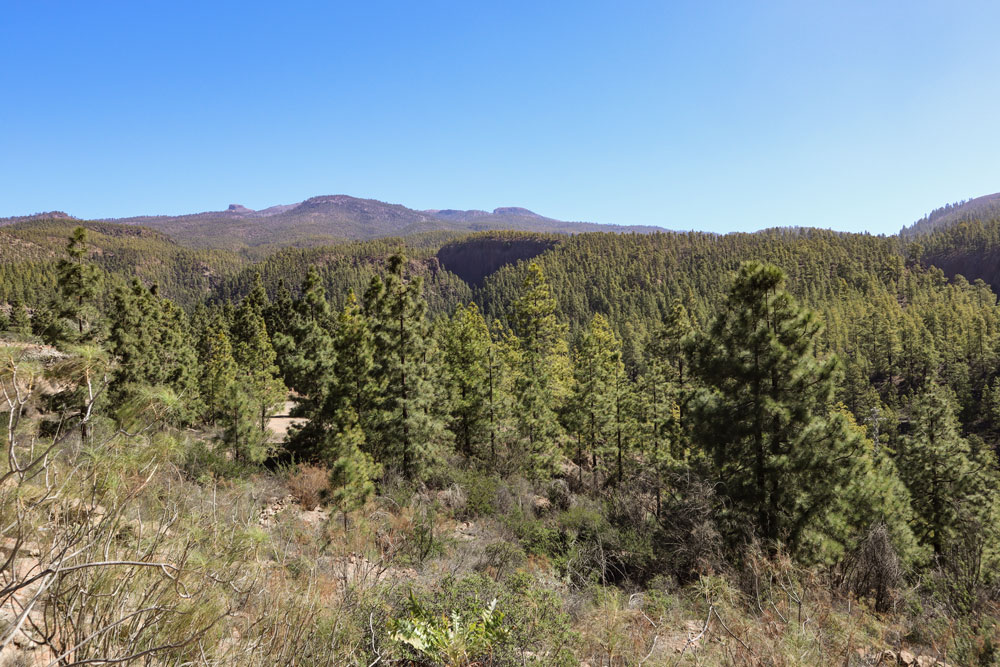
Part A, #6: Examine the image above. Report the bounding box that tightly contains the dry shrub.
[546,479,571,512]
[843,522,902,613]
[436,483,467,513]
[288,464,329,509]
[658,469,724,582]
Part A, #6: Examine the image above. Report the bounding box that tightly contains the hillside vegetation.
[2,212,1000,665]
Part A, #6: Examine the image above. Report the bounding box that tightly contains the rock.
[899,649,917,665]
[454,521,477,541]
[915,657,936,667]
[299,507,329,528]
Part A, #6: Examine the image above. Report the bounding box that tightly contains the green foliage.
[55,226,102,341]
[688,262,867,557]
[230,296,286,432]
[196,311,238,422]
[440,303,494,460]
[898,384,1000,559]
[328,410,382,528]
[274,266,335,409]
[391,594,509,666]
[508,263,569,476]
[11,210,1000,662]
[365,254,450,479]
[568,314,628,488]
[6,297,31,335]
[108,279,200,420]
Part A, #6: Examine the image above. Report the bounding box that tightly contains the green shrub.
[391,593,509,666]
[462,471,501,518]
[507,512,557,557]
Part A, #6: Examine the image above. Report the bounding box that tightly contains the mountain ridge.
[80,194,664,250]
[902,192,1000,237]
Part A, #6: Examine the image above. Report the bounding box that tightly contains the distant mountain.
[901,192,1000,237]
[0,211,78,226]
[99,195,663,249]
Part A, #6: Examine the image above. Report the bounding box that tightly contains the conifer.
[7,298,31,335]
[365,254,449,478]
[440,303,492,460]
[231,300,286,432]
[898,384,999,556]
[689,262,864,554]
[55,226,100,340]
[510,263,568,474]
[328,409,382,531]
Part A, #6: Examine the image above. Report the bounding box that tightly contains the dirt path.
[267,400,305,442]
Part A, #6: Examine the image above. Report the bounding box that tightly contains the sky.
[2,1,999,235]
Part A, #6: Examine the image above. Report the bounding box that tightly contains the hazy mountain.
[99,194,664,249]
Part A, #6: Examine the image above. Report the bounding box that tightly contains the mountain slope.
[102,195,664,249]
[902,192,1000,237]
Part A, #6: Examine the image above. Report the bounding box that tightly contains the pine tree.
[7,298,31,335]
[231,300,286,433]
[30,304,60,345]
[55,226,101,341]
[640,300,692,513]
[274,267,335,412]
[688,262,864,554]
[155,297,200,414]
[570,314,623,490]
[897,384,999,556]
[243,271,271,316]
[221,379,272,464]
[510,263,569,474]
[328,410,382,531]
[265,278,295,340]
[365,254,449,478]
[330,290,377,427]
[107,279,200,420]
[440,303,492,460]
[198,315,238,424]
[290,289,377,463]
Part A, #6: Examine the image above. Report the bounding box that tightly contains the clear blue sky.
[2,1,999,234]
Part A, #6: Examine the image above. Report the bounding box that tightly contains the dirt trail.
[267,400,304,442]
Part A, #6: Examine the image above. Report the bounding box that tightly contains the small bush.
[547,479,571,512]
[438,483,468,514]
[463,472,500,518]
[477,541,527,581]
[399,574,576,666]
[182,439,254,481]
[391,593,509,666]
[287,464,329,509]
[508,512,557,557]
[843,522,902,613]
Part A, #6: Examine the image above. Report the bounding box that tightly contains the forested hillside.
[902,193,1000,237]
[3,215,1000,665]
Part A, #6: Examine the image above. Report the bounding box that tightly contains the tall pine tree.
[55,226,101,342]
[689,262,864,555]
[440,303,493,461]
[510,263,569,475]
[365,255,449,478]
